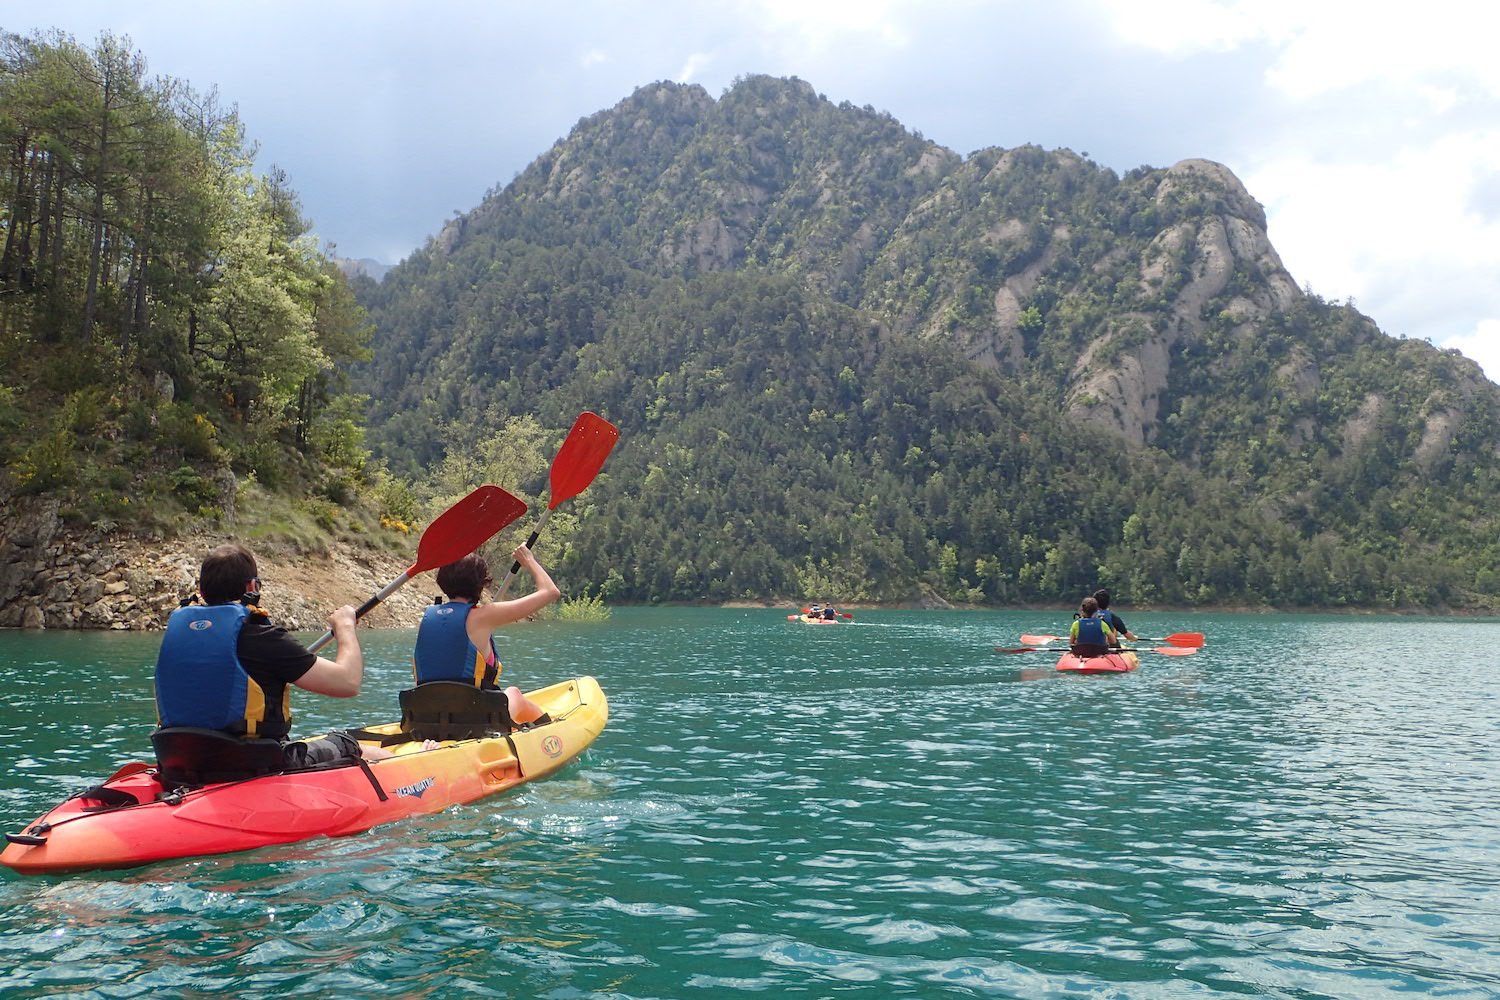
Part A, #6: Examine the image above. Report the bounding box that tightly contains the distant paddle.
[1019,631,1203,648]
[995,645,1197,657]
[1143,633,1205,647]
[494,411,619,599]
[308,485,528,653]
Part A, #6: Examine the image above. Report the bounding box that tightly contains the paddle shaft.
[493,412,618,599]
[996,645,1195,656]
[1020,631,1203,648]
[308,576,410,654]
[495,509,553,599]
[305,485,528,654]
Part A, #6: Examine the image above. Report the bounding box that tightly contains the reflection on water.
[2,609,1499,999]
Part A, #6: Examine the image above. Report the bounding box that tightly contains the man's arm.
[294,605,365,697]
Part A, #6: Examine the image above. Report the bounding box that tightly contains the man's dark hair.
[1093,589,1111,609]
[436,553,491,603]
[199,544,257,605]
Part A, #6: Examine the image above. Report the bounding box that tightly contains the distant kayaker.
[153,543,401,772]
[412,545,558,725]
[1092,589,1139,643]
[1068,596,1117,656]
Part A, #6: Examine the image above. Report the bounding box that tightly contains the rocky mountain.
[334,256,395,283]
[351,75,1500,610]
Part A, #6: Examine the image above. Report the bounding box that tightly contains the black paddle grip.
[507,529,543,575]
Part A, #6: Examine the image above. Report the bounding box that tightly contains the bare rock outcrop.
[1065,159,1300,445]
[0,498,432,633]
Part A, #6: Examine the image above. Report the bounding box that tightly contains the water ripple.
[2,611,1499,998]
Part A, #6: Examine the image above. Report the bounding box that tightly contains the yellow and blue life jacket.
[413,602,499,688]
[154,602,290,739]
[1071,615,1114,654]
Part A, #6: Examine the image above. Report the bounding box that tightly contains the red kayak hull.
[1055,651,1139,674]
[2,677,605,874]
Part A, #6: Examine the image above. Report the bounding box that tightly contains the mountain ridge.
[351,74,1500,609]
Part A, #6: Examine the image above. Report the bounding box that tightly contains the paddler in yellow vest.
[1067,596,1117,656]
[412,546,557,725]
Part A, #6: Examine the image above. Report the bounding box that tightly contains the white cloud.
[1090,0,1500,358]
[677,52,711,83]
[1096,0,1500,97]
[1264,1,1500,100]
[1093,0,1279,53]
[740,0,914,50]
[1248,129,1500,332]
[1441,322,1500,386]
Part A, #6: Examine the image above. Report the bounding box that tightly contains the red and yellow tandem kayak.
[1,677,606,875]
[1055,650,1140,674]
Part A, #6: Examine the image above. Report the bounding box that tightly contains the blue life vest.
[1072,615,1112,652]
[413,602,499,688]
[154,602,289,738]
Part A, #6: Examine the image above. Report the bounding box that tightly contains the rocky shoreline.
[0,498,432,633]
[3,499,1487,630]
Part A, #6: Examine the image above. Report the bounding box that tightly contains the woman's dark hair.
[199,544,258,605]
[436,553,491,602]
[1080,596,1099,617]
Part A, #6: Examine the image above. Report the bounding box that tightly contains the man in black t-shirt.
[158,543,395,767]
[1093,589,1139,645]
[236,594,374,767]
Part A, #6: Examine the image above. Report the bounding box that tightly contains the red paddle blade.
[1019,634,1063,645]
[410,485,528,574]
[1158,632,1205,647]
[548,412,619,509]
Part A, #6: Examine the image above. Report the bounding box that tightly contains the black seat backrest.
[399,681,515,740]
[152,726,285,787]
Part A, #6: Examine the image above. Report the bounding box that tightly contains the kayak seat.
[399,681,516,741]
[152,726,285,787]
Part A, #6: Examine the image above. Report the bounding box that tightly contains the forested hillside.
[0,30,385,538]
[354,75,1500,610]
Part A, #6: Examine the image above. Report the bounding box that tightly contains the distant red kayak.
[1055,650,1139,674]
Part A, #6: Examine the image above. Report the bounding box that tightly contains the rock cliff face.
[0,498,431,633]
[1063,159,1301,446]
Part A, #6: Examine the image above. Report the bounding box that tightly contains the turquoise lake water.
[1,607,1498,999]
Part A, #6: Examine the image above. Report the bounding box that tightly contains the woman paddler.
[1067,596,1117,657]
[412,545,557,725]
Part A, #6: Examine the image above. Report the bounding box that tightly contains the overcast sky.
[7,0,1498,382]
